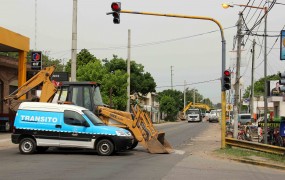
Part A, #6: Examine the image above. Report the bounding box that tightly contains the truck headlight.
[116,130,132,136]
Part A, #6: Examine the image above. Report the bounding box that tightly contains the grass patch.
[215,147,285,165]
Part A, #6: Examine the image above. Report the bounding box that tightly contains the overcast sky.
[1,0,285,104]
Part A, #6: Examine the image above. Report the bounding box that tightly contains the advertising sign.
[281,30,285,60]
[51,72,69,81]
[31,51,42,70]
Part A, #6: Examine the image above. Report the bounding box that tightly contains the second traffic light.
[223,70,231,91]
[111,2,121,24]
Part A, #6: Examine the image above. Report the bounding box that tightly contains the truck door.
[60,110,93,148]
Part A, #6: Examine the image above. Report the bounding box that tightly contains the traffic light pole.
[119,9,227,148]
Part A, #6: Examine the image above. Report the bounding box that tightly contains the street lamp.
[222,3,268,144]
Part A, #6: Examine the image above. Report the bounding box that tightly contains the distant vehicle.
[186,109,202,122]
[209,110,219,123]
[238,114,253,125]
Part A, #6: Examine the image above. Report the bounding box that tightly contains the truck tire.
[96,139,114,156]
[19,138,36,154]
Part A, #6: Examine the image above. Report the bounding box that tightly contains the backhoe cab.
[4,66,173,154]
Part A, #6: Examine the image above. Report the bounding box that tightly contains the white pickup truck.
[186,109,202,122]
[209,110,219,123]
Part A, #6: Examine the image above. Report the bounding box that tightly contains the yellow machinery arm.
[183,102,211,112]
[98,105,173,154]
[190,103,211,111]
[4,66,57,111]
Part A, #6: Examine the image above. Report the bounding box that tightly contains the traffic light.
[111,2,121,24]
[279,71,285,92]
[223,70,231,90]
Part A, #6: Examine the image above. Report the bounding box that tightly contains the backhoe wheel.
[96,139,114,156]
[128,140,138,150]
[19,138,36,154]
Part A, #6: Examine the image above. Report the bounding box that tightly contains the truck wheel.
[96,139,114,156]
[19,138,36,154]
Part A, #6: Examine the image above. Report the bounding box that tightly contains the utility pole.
[71,0,77,81]
[171,66,174,90]
[126,29,131,112]
[184,80,186,109]
[35,0,37,50]
[233,12,243,139]
[250,39,256,119]
[263,7,268,144]
[184,81,187,116]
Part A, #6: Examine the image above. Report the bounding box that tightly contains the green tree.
[159,95,179,121]
[65,49,99,74]
[103,55,156,94]
[77,61,128,110]
[158,89,183,111]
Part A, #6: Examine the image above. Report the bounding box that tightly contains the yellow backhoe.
[4,66,173,154]
[179,102,211,120]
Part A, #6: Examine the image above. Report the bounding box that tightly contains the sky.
[1,0,285,104]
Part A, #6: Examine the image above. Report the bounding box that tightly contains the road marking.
[173,149,185,155]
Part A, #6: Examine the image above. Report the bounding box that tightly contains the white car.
[209,110,219,123]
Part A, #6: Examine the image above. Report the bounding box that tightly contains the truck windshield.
[83,110,105,125]
[93,86,104,106]
[187,110,200,114]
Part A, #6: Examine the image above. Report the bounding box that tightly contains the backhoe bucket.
[145,131,173,154]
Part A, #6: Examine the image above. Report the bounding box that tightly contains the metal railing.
[225,137,285,155]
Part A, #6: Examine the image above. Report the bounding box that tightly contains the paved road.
[0,120,284,180]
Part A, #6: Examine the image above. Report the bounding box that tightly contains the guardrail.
[225,137,285,155]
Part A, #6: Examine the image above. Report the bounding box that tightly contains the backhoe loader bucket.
[145,131,173,154]
[98,105,173,154]
[132,105,173,154]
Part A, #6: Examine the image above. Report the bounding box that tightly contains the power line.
[156,78,220,88]
[47,26,236,56]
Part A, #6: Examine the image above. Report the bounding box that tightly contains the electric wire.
[156,78,220,89]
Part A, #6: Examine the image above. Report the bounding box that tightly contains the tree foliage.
[65,49,99,74]
[103,55,156,95]
[76,55,128,110]
[243,74,280,98]
[159,95,179,121]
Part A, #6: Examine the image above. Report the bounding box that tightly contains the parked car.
[238,113,253,125]
[209,110,219,123]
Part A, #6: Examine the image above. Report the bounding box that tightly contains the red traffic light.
[111,2,121,11]
[224,70,230,76]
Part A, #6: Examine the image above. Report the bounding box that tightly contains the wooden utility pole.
[126,29,131,112]
[233,12,243,138]
[250,39,256,119]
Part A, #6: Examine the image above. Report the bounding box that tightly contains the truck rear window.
[240,115,251,119]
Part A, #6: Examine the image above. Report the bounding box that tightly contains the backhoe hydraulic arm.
[4,66,57,111]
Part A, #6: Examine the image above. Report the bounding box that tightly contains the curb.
[229,157,285,170]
